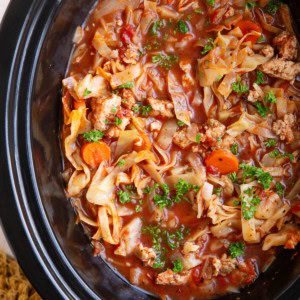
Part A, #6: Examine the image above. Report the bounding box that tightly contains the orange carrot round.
[236,20,262,44]
[81,142,111,168]
[205,150,239,175]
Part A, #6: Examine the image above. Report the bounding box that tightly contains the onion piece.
[156,118,178,150]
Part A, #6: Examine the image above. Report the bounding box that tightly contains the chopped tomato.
[236,20,262,44]
[120,25,135,46]
[291,203,300,213]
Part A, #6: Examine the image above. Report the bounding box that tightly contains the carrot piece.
[205,150,239,175]
[236,20,262,44]
[74,99,86,109]
[81,142,111,168]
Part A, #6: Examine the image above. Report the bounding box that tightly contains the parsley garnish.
[232,79,249,94]
[255,70,266,85]
[229,242,245,258]
[275,182,285,197]
[152,53,179,69]
[228,172,238,183]
[132,104,140,114]
[264,91,277,103]
[205,0,215,7]
[141,104,152,116]
[111,107,117,114]
[117,82,134,89]
[150,20,162,36]
[117,159,126,166]
[269,149,280,158]
[177,20,189,34]
[257,35,266,43]
[154,184,171,209]
[265,139,277,148]
[143,184,159,194]
[135,205,142,212]
[173,259,183,273]
[201,38,215,55]
[239,163,273,190]
[266,0,281,15]
[196,133,202,144]
[83,130,104,143]
[254,101,269,117]
[115,117,122,126]
[83,88,92,97]
[241,187,261,220]
[246,1,257,8]
[282,152,295,162]
[117,190,131,204]
[177,120,185,127]
[214,187,222,196]
[173,179,199,203]
[231,143,239,155]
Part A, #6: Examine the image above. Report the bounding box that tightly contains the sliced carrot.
[134,132,152,152]
[81,142,111,168]
[74,99,86,109]
[205,150,239,175]
[236,20,262,44]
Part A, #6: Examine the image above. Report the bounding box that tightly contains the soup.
[61,0,300,298]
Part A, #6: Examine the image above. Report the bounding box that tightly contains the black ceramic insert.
[0,0,299,299]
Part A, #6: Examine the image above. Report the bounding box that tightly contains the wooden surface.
[0,0,13,257]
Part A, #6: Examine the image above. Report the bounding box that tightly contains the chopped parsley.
[241,188,261,220]
[233,200,240,206]
[229,242,245,258]
[173,179,199,203]
[117,190,131,204]
[228,172,238,183]
[135,205,142,212]
[173,259,183,273]
[150,20,162,36]
[201,38,215,54]
[153,184,172,209]
[143,184,159,194]
[117,159,126,166]
[152,53,179,69]
[177,120,185,127]
[254,101,269,117]
[275,181,285,197]
[239,163,273,190]
[214,187,222,196]
[141,104,153,116]
[269,149,280,158]
[117,81,134,89]
[266,0,281,15]
[196,133,202,144]
[246,1,258,9]
[83,130,104,143]
[115,117,122,126]
[265,139,277,148]
[205,0,215,7]
[264,91,277,103]
[177,20,189,34]
[232,79,249,94]
[231,143,239,155]
[255,70,266,85]
[257,35,266,43]
[83,88,92,97]
[111,107,117,114]
[132,104,140,114]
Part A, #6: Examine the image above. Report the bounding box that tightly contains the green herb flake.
[196,133,202,144]
[214,187,222,196]
[264,91,277,104]
[117,190,131,204]
[205,0,215,7]
[150,20,162,36]
[255,70,266,85]
[228,172,238,184]
[173,259,183,273]
[233,200,240,206]
[141,104,153,116]
[239,163,273,190]
[254,101,269,117]
[257,35,266,43]
[132,104,141,114]
[232,79,249,94]
[152,53,179,69]
[177,20,189,34]
[282,152,295,162]
[111,107,117,114]
[229,242,245,258]
[173,179,199,204]
[83,130,104,143]
[266,0,281,15]
[194,8,203,14]
[265,139,277,148]
[135,205,142,212]
[275,182,285,197]
[117,159,126,166]
[269,149,280,158]
[246,1,258,9]
[231,143,239,155]
[177,120,185,127]
[115,117,122,126]
[154,184,172,209]
[117,81,134,89]
[83,88,92,97]
[201,38,215,55]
